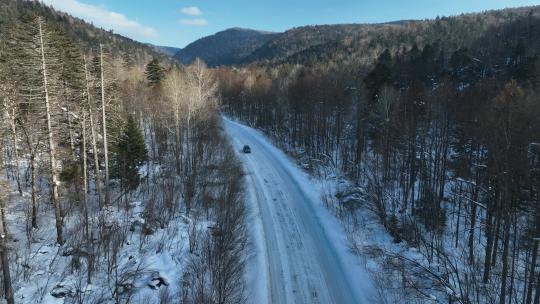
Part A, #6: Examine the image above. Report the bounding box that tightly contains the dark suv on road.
[243,145,251,153]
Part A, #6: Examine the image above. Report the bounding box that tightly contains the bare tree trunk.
[0,186,14,304]
[99,45,110,205]
[21,124,39,229]
[83,56,102,206]
[469,179,479,265]
[187,115,191,172]
[175,114,182,175]
[38,18,63,245]
[493,216,501,267]
[483,204,494,284]
[90,113,101,201]
[508,218,518,304]
[534,265,540,304]
[81,113,94,285]
[7,112,22,196]
[67,104,76,160]
[500,215,512,304]
[30,153,37,229]
[526,212,540,304]
[82,113,89,237]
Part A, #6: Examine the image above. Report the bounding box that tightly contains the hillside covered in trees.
[174,27,278,67]
[218,5,540,304]
[0,0,170,65]
[0,1,247,303]
[175,5,540,68]
[242,5,540,66]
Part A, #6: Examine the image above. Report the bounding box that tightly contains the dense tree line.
[219,13,540,303]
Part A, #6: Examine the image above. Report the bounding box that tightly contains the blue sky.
[41,0,540,48]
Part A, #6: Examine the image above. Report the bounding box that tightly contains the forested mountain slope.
[0,0,168,64]
[246,6,540,66]
[180,5,540,67]
[173,27,278,67]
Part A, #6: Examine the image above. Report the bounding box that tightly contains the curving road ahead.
[223,117,370,304]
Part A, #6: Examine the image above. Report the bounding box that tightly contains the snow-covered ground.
[223,117,376,304]
[7,192,190,304]
[4,117,246,304]
[3,162,195,304]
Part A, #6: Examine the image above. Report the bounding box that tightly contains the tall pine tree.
[144,58,164,86]
[114,115,148,193]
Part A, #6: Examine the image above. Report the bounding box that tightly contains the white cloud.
[179,18,208,26]
[180,6,203,16]
[40,0,158,40]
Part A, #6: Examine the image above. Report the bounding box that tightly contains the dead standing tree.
[0,181,14,304]
[0,94,14,304]
[9,16,67,245]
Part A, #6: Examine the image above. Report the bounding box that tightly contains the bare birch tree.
[184,59,218,170]
[163,68,186,174]
[100,45,111,205]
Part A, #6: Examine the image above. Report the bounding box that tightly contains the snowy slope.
[223,117,375,304]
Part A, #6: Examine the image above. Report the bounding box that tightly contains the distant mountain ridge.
[173,27,279,67]
[175,5,540,67]
[174,23,415,66]
[147,44,181,57]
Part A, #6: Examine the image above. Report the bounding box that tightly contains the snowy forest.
[218,8,540,304]
[0,3,248,304]
[2,0,540,304]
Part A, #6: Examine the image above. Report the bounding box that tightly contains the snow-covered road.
[223,117,372,304]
